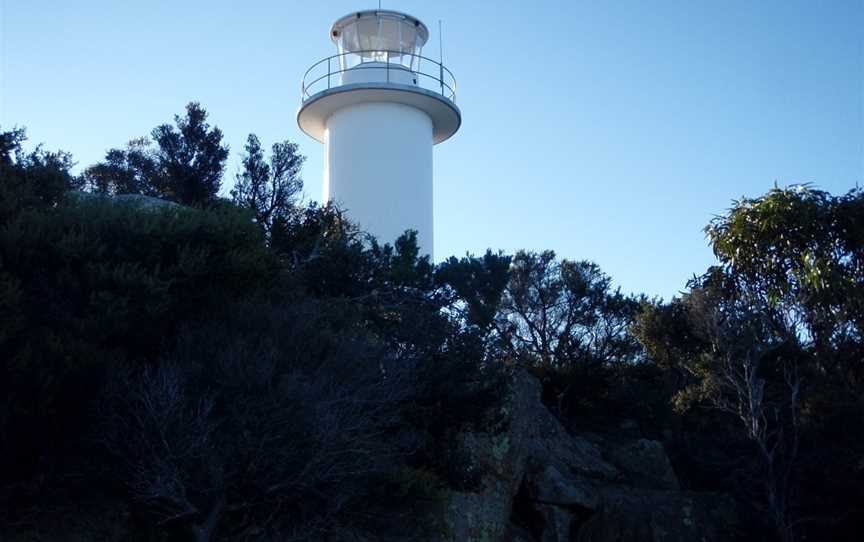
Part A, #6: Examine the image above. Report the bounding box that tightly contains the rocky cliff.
[436,371,736,542]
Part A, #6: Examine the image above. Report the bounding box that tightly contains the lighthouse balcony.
[301,50,457,104]
[297,50,461,145]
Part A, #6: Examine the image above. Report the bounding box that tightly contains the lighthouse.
[297,9,461,259]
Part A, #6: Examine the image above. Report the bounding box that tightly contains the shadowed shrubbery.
[0,191,275,497]
[3,110,862,542]
[1,122,506,541]
[633,186,864,542]
[102,302,426,540]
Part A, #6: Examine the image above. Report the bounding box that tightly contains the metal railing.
[301,50,457,103]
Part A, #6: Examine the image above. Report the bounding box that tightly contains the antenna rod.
[439,20,444,64]
[439,20,444,95]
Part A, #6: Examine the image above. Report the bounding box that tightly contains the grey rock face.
[522,403,620,485]
[112,193,179,210]
[436,370,736,542]
[522,463,600,510]
[436,371,540,541]
[66,191,179,211]
[606,438,680,491]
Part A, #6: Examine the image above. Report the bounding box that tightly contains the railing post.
[386,51,390,84]
[327,57,331,89]
[440,62,444,96]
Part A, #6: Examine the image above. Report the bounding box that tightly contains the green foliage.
[706,185,864,359]
[0,127,77,214]
[0,131,276,493]
[437,250,512,332]
[0,126,508,541]
[81,103,229,206]
[439,249,647,422]
[231,134,304,239]
[438,248,654,424]
[635,184,864,541]
[2,197,274,365]
[10,108,863,542]
[631,298,706,370]
[103,301,427,540]
[496,250,642,370]
[637,185,864,414]
[81,138,157,197]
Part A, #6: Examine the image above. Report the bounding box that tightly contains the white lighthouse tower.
[297,9,461,258]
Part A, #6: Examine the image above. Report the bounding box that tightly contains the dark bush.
[102,302,428,541]
[0,189,276,506]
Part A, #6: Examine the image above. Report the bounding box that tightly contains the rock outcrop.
[436,371,736,542]
[66,190,180,210]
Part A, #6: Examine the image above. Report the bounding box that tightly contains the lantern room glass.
[333,12,425,72]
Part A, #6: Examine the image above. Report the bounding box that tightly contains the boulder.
[606,438,680,491]
[112,193,179,210]
[66,190,179,211]
[435,370,542,541]
[523,404,620,484]
[521,464,600,510]
[435,370,736,542]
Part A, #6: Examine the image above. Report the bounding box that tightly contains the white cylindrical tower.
[297,9,461,258]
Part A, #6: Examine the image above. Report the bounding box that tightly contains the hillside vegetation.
[0,105,861,541]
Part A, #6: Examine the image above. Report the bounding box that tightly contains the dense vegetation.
[1,104,861,541]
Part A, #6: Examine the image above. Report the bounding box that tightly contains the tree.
[81,102,228,206]
[436,250,512,334]
[79,137,157,196]
[440,250,642,418]
[149,102,228,204]
[0,127,26,166]
[705,185,864,372]
[640,283,803,542]
[231,134,304,239]
[2,126,509,541]
[496,250,641,371]
[634,185,864,542]
[102,303,420,542]
[0,163,276,510]
[0,127,77,212]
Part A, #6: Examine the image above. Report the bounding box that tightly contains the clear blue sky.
[2,0,862,299]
